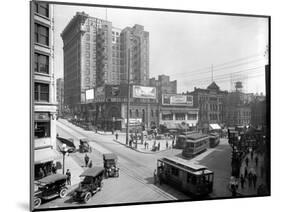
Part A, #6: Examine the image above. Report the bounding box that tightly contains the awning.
[161,111,172,115]
[34,148,61,165]
[164,122,178,129]
[187,111,198,115]
[209,124,221,130]
[177,123,189,129]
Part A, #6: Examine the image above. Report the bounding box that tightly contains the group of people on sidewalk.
[230,148,265,197]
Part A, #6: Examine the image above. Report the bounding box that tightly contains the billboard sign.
[132,85,156,99]
[96,86,105,98]
[86,88,94,101]
[124,118,142,126]
[162,94,193,106]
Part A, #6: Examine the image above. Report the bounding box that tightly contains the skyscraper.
[120,25,149,85]
[61,12,113,113]
[61,12,150,115]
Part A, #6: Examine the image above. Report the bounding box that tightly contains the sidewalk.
[235,150,267,196]
[112,133,174,154]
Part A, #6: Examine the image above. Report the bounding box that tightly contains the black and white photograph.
[30,0,270,211]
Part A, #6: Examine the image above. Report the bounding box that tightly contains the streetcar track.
[57,121,177,200]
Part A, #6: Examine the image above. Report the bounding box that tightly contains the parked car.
[79,138,92,153]
[73,167,104,203]
[34,174,68,208]
[103,153,119,178]
[57,136,76,153]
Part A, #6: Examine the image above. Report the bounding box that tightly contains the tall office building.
[61,12,111,113]
[120,25,149,85]
[61,12,150,115]
[32,2,57,179]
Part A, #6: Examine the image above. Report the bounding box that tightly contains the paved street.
[39,119,236,209]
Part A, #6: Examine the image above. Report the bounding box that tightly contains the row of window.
[129,109,159,118]
[162,114,197,121]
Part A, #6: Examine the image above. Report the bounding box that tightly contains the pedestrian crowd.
[230,148,264,196]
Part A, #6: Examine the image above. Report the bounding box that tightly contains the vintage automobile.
[79,138,92,153]
[57,136,76,153]
[103,153,119,178]
[34,174,68,208]
[73,167,104,203]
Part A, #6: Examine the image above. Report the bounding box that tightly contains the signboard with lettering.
[132,85,156,99]
[86,88,94,101]
[162,94,193,106]
[124,118,142,126]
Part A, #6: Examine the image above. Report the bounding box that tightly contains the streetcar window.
[186,173,191,183]
[171,167,179,176]
[191,176,197,185]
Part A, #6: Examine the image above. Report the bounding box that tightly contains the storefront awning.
[209,124,221,130]
[35,148,61,165]
[164,122,178,129]
[187,111,198,115]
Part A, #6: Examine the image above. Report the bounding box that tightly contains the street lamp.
[61,144,68,175]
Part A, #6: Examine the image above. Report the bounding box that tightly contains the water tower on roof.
[235,81,243,92]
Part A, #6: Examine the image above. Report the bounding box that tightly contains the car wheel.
[84,192,91,202]
[34,197,41,208]
[59,188,67,198]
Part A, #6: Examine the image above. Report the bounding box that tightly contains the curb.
[112,139,170,154]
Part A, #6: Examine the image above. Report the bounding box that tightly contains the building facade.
[120,25,149,85]
[94,84,158,131]
[61,13,150,118]
[159,93,199,130]
[61,12,113,115]
[56,78,64,116]
[32,2,58,179]
[191,82,227,132]
[224,82,252,127]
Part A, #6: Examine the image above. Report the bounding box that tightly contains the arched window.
[136,109,139,117]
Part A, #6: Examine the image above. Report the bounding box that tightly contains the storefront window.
[34,112,50,138]
[188,114,197,120]
[175,113,185,120]
[162,114,173,120]
[35,121,50,138]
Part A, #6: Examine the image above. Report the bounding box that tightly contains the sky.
[53,4,268,94]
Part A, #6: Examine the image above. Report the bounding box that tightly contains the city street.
[39,119,233,209]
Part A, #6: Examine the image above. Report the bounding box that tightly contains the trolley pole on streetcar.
[126,49,131,145]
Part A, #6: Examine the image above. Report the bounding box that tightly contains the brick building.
[191,82,227,132]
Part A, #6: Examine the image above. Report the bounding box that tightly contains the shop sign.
[35,112,50,121]
[124,118,142,126]
[86,88,94,101]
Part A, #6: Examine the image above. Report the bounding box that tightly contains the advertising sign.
[162,94,193,106]
[86,88,94,101]
[132,85,156,99]
[124,118,142,126]
[170,95,187,105]
[96,86,105,98]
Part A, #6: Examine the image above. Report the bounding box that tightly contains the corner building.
[32,2,58,179]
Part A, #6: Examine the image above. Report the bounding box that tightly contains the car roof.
[80,167,104,177]
[80,138,89,142]
[103,153,117,160]
[38,174,67,184]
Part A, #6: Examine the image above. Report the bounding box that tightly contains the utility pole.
[126,49,131,145]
